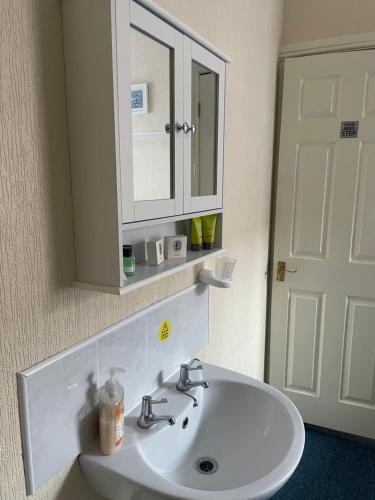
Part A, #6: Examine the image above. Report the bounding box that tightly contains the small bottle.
[123,245,135,278]
[99,371,125,455]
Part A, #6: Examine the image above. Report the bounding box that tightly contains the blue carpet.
[273,429,375,500]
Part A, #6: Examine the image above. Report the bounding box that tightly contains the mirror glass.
[130,28,173,202]
[191,61,218,197]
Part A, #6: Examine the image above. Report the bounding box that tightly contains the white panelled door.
[269,50,375,439]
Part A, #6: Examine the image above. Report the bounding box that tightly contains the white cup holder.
[199,255,236,288]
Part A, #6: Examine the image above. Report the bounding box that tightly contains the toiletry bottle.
[99,370,125,455]
[201,214,217,250]
[191,217,203,251]
[123,244,135,278]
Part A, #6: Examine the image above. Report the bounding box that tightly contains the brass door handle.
[277,261,297,281]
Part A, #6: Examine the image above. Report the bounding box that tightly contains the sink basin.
[80,363,304,500]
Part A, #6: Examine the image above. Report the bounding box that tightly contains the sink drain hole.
[182,417,189,429]
[196,457,218,475]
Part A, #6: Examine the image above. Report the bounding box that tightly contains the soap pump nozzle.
[103,367,125,401]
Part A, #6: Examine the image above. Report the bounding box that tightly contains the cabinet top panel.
[133,0,232,63]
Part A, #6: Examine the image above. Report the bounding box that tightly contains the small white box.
[146,239,164,266]
[164,235,187,259]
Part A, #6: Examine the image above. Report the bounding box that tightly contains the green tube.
[191,217,203,251]
[201,215,217,250]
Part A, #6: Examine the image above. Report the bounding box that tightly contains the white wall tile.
[146,295,184,390]
[17,283,208,494]
[98,316,147,411]
[17,341,98,494]
[182,284,209,360]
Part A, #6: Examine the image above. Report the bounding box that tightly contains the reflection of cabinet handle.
[165,123,171,134]
[176,122,196,134]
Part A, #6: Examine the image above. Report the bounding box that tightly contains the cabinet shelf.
[73,248,226,295]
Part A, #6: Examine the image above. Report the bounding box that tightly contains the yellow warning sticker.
[159,320,171,343]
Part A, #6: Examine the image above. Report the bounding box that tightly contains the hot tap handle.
[187,358,203,371]
[141,395,168,415]
[151,397,168,405]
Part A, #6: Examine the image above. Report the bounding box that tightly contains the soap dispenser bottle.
[99,369,125,455]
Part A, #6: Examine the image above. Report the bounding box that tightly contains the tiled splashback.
[17,283,209,495]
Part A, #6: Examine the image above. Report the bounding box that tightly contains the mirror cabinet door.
[127,2,183,222]
[184,39,225,214]
[130,27,173,202]
[191,61,218,198]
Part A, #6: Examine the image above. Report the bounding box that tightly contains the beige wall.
[154,0,283,378]
[0,1,282,499]
[282,0,375,45]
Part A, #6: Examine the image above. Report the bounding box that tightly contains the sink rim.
[80,363,305,500]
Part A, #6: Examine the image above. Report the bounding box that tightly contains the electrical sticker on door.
[159,320,171,343]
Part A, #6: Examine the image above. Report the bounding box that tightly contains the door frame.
[265,31,375,383]
[280,31,375,59]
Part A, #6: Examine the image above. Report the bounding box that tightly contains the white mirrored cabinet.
[63,0,230,293]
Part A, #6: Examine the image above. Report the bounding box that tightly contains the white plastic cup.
[214,256,236,280]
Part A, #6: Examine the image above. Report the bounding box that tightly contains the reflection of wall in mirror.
[131,28,171,201]
[133,133,170,200]
[191,64,217,197]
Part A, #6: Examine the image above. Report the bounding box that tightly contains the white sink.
[80,363,304,500]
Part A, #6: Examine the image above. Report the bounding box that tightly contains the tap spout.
[151,415,176,426]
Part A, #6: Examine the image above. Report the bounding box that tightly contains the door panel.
[363,71,375,117]
[270,50,375,439]
[340,297,375,407]
[285,290,325,396]
[122,2,184,223]
[350,142,375,263]
[291,143,334,260]
[299,76,340,120]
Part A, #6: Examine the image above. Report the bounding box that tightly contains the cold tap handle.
[151,397,168,405]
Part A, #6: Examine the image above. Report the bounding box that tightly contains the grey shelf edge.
[73,248,227,295]
[122,208,223,231]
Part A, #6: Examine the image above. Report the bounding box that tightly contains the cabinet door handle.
[176,122,196,134]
